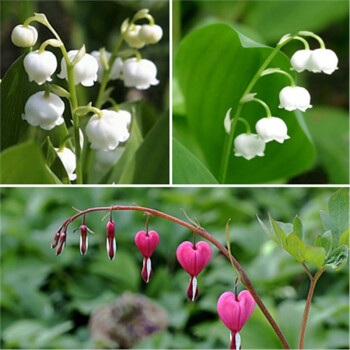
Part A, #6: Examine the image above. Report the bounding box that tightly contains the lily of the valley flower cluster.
[224,32,338,161]
[11,10,162,181]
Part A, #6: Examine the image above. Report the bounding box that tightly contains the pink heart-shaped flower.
[217,290,255,332]
[135,230,159,258]
[176,241,212,276]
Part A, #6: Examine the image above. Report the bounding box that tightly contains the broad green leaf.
[284,232,306,262]
[304,107,349,184]
[315,230,333,255]
[319,210,336,234]
[268,214,287,246]
[338,229,349,248]
[1,55,41,150]
[293,215,303,239]
[325,245,348,271]
[304,246,326,269]
[175,23,315,184]
[173,138,218,184]
[257,215,278,244]
[0,142,60,184]
[329,189,350,243]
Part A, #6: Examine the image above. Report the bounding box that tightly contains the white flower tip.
[192,276,197,302]
[224,108,232,134]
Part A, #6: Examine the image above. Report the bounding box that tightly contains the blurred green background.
[1,187,349,348]
[173,0,349,184]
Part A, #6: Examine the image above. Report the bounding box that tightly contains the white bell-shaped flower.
[58,50,98,86]
[290,49,311,73]
[279,86,312,112]
[234,133,266,160]
[122,58,159,90]
[96,147,124,169]
[11,24,38,47]
[139,24,163,44]
[90,50,123,82]
[124,25,145,49]
[55,147,76,181]
[86,109,131,151]
[256,117,290,144]
[308,48,338,75]
[22,91,65,130]
[24,50,57,85]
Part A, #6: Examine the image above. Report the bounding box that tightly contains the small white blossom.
[90,50,123,82]
[58,50,98,86]
[279,86,312,112]
[224,108,232,134]
[122,58,159,90]
[234,133,265,160]
[24,50,57,85]
[86,109,131,151]
[139,24,163,44]
[96,147,124,168]
[55,147,76,181]
[290,49,311,73]
[11,24,38,47]
[124,25,145,48]
[22,91,64,130]
[308,48,338,75]
[256,117,290,143]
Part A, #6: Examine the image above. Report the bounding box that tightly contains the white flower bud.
[11,24,38,47]
[139,24,163,44]
[90,50,123,82]
[256,117,290,144]
[308,48,338,75]
[122,58,159,90]
[23,50,57,85]
[290,49,311,73]
[96,147,124,168]
[124,25,145,49]
[55,147,76,181]
[22,91,65,130]
[85,109,131,151]
[279,86,312,112]
[234,133,265,160]
[58,50,98,86]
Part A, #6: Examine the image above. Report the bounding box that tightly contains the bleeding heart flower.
[56,231,67,256]
[73,218,94,255]
[217,290,255,350]
[51,230,61,249]
[176,241,212,301]
[106,219,116,260]
[135,230,160,283]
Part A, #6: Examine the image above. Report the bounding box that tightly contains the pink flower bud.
[106,220,116,260]
[51,230,61,249]
[135,230,159,258]
[56,231,66,256]
[80,224,88,255]
[217,290,255,350]
[176,241,212,301]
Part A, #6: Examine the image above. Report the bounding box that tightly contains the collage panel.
[1,186,349,349]
[1,0,169,185]
[172,0,349,185]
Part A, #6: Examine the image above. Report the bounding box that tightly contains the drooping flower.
[135,230,160,283]
[308,48,338,75]
[90,50,123,82]
[73,217,94,255]
[22,91,65,130]
[11,24,38,47]
[176,241,212,301]
[122,58,159,90]
[55,147,77,181]
[290,49,312,73]
[96,148,124,169]
[217,290,255,350]
[106,217,116,260]
[234,133,265,160]
[85,109,131,151]
[51,230,61,249]
[56,230,67,256]
[255,117,290,144]
[58,50,99,86]
[139,24,163,44]
[124,25,145,48]
[279,86,312,112]
[24,50,57,85]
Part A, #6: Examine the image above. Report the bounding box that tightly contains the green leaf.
[1,55,42,151]
[315,230,333,255]
[257,214,278,244]
[268,214,287,246]
[324,245,349,270]
[284,232,306,262]
[0,142,60,184]
[329,189,350,243]
[175,23,315,184]
[293,215,303,239]
[304,246,326,269]
[319,210,336,235]
[173,138,218,184]
[338,229,349,248]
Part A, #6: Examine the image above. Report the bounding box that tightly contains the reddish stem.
[58,205,290,349]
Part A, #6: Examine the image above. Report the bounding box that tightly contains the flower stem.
[58,205,291,349]
[298,266,327,349]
